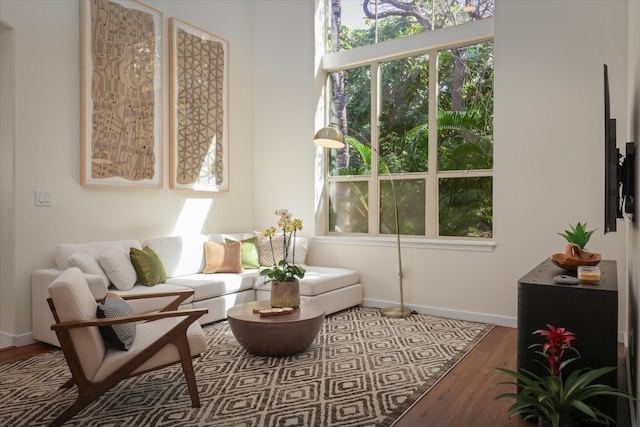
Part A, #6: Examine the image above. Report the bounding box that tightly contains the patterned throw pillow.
[256,233,288,267]
[96,293,136,351]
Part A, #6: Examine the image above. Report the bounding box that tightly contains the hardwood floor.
[395,326,631,427]
[394,325,531,426]
[0,326,630,426]
[0,342,56,364]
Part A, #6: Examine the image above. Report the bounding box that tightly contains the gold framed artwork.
[169,18,229,192]
[81,0,163,188]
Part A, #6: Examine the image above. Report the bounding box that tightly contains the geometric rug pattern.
[0,307,493,426]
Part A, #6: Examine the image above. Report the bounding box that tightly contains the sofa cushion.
[255,266,360,297]
[96,293,136,351]
[143,235,207,277]
[93,319,206,383]
[165,271,258,301]
[67,248,109,287]
[207,233,247,244]
[288,236,309,265]
[98,248,137,291]
[110,283,194,313]
[130,247,167,286]
[203,241,243,273]
[225,236,260,269]
[55,240,142,270]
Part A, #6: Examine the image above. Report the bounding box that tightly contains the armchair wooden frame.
[47,290,207,427]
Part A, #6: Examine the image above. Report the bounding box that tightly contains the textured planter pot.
[538,418,552,427]
[271,279,300,308]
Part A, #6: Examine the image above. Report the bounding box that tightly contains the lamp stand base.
[380,306,412,318]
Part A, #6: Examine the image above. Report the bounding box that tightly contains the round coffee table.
[226,300,325,357]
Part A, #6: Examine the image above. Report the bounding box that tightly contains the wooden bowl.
[550,243,601,271]
[550,253,601,271]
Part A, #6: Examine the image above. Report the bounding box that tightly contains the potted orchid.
[492,325,634,427]
[260,209,305,308]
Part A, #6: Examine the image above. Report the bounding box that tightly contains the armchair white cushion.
[46,267,208,427]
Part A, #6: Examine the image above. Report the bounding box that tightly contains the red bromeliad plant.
[531,324,580,376]
[493,325,635,427]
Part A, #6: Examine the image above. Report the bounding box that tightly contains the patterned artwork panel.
[81,0,163,187]
[170,18,229,191]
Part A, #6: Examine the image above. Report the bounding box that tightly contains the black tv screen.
[604,64,619,234]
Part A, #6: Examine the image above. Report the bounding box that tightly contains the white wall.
[298,1,629,327]
[0,20,16,347]
[492,0,628,327]
[252,1,317,231]
[0,0,257,344]
[0,0,633,346]
[627,0,640,422]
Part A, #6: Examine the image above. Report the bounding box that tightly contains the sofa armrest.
[84,273,110,298]
[97,290,195,312]
[33,268,108,298]
[32,269,64,346]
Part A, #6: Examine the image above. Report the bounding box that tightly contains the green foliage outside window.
[326,0,494,238]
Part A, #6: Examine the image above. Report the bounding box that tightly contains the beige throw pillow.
[204,241,244,274]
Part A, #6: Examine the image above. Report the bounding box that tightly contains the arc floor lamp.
[314,125,412,318]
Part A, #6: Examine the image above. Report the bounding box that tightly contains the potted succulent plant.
[492,325,635,427]
[558,222,596,249]
[552,223,601,270]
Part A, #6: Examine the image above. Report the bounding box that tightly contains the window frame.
[316,13,495,250]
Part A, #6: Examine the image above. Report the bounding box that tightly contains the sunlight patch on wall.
[172,198,212,236]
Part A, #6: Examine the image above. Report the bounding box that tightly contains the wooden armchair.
[46,267,208,427]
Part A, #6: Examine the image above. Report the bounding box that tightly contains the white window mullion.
[426,50,439,239]
[370,62,381,237]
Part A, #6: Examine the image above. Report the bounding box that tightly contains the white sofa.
[32,233,362,347]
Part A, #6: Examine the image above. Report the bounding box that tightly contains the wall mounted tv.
[604,64,635,234]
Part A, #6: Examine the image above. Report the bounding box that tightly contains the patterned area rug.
[0,307,493,426]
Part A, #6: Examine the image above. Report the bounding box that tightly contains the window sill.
[312,235,496,252]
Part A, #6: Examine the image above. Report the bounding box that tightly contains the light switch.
[35,190,53,207]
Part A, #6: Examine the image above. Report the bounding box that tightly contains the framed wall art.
[169,18,229,192]
[81,0,163,188]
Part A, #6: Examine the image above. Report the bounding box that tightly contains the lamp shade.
[313,126,345,148]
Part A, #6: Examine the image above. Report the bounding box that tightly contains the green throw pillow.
[129,246,167,286]
[225,236,260,269]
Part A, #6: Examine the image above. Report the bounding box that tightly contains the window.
[320,0,494,240]
[330,0,495,50]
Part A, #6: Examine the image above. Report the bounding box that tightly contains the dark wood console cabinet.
[517,258,618,422]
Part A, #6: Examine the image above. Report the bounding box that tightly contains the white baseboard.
[362,301,632,343]
[362,298,517,328]
[0,330,36,347]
